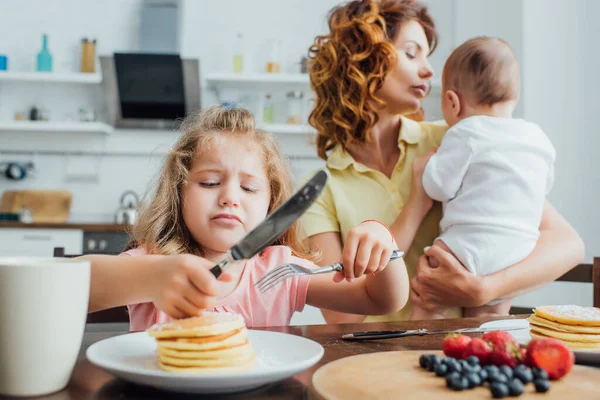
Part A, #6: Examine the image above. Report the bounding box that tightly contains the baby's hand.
[336,220,395,282]
[150,254,233,319]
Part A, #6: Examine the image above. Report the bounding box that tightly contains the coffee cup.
[0,257,90,396]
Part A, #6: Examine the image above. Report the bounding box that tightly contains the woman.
[301,0,584,323]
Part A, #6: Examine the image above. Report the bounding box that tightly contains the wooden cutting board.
[308,351,600,399]
[0,190,72,223]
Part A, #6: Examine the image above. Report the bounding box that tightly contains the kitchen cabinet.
[0,228,83,257]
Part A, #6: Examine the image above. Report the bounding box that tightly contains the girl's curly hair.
[308,0,438,160]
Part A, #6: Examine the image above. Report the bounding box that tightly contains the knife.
[341,326,527,341]
[210,169,329,278]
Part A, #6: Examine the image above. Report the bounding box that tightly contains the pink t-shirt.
[125,246,312,330]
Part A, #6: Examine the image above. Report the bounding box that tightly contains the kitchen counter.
[0,222,131,232]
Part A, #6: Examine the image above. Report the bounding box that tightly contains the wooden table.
[2,315,589,400]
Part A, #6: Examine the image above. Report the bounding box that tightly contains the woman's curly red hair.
[308,0,437,160]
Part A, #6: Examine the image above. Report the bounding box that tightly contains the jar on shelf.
[286,91,304,124]
[266,39,280,73]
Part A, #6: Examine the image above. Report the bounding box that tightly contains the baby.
[412,36,556,319]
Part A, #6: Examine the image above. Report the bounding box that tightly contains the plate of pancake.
[479,305,600,364]
[87,312,324,393]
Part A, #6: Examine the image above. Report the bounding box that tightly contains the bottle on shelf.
[36,34,53,72]
[266,39,280,73]
[233,33,243,73]
[286,91,304,124]
[80,38,97,73]
[263,94,274,124]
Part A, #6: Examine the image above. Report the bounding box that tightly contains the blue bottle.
[36,34,53,72]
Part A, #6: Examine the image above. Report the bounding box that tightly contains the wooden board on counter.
[0,190,71,223]
[309,350,600,399]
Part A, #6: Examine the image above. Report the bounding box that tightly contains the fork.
[255,249,404,293]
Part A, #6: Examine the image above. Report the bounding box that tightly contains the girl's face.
[375,20,434,115]
[182,135,271,260]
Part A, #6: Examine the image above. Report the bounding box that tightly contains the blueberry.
[499,365,514,379]
[442,357,456,365]
[445,372,461,387]
[534,378,551,393]
[514,364,528,373]
[447,360,462,374]
[469,364,482,374]
[485,365,500,375]
[490,382,510,398]
[532,367,549,380]
[459,359,469,369]
[465,371,482,388]
[466,355,480,366]
[489,371,508,384]
[426,355,441,371]
[507,378,525,396]
[449,376,469,391]
[435,363,448,377]
[419,354,430,369]
[479,368,489,382]
[514,367,533,384]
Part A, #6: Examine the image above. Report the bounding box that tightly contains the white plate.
[479,319,600,364]
[86,330,324,394]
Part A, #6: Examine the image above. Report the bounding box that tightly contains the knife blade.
[210,169,329,278]
[341,326,527,341]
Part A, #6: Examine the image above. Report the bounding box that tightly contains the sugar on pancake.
[146,311,256,373]
[529,305,600,351]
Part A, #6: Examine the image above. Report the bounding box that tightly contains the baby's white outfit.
[422,116,555,282]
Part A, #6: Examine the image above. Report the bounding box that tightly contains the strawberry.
[488,341,523,368]
[482,330,518,348]
[525,338,574,380]
[462,337,492,365]
[442,333,472,359]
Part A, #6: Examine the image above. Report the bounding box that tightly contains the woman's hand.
[409,148,437,211]
[411,245,485,309]
[150,254,234,319]
[337,220,395,282]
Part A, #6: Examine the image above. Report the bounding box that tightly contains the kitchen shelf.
[0,121,113,134]
[0,71,101,84]
[205,72,310,85]
[259,123,315,134]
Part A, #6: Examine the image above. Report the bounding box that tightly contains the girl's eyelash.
[406,52,416,59]
[200,182,219,187]
[242,186,257,193]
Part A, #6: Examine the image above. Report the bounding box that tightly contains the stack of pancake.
[528,305,600,350]
[146,312,256,372]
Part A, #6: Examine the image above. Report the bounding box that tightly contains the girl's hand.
[336,220,395,282]
[411,245,484,309]
[150,254,234,319]
[409,148,437,211]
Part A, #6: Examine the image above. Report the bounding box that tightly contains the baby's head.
[441,36,520,127]
[132,105,311,260]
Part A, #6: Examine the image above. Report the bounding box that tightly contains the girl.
[301,0,584,323]
[85,105,409,329]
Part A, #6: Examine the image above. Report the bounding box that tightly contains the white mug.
[0,257,90,397]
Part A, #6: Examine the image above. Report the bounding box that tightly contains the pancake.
[158,356,255,373]
[158,350,255,368]
[529,329,600,350]
[147,312,246,339]
[156,340,253,360]
[156,328,248,351]
[528,315,600,334]
[533,305,600,327]
[529,324,600,343]
[145,311,256,373]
